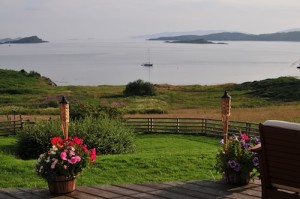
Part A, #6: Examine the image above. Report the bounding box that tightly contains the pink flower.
[69,150,75,157]
[68,156,81,164]
[60,151,67,161]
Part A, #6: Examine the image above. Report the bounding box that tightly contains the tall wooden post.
[59,96,69,139]
[221,91,231,147]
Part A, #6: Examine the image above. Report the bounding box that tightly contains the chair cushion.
[263,120,300,131]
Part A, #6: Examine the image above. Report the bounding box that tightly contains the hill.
[0,36,47,44]
[0,69,56,94]
[231,76,300,102]
[150,31,300,42]
[1,69,300,122]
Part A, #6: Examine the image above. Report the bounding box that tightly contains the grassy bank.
[0,134,220,188]
[1,69,300,123]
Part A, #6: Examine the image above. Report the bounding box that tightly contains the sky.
[1,0,300,42]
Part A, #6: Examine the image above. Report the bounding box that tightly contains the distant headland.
[0,36,47,44]
[166,39,227,44]
[149,31,300,42]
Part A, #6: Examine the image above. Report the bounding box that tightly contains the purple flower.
[253,156,259,167]
[228,160,241,172]
[234,163,241,172]
[228,160,237,169]
[254,137,260,145]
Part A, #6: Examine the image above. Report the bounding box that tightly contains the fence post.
[20,115,24,130]
[151,118,153,132]
[246,122,251,135]
[147,118,151,132]
[176,118,180,133]
[13,110,16,135]
[204,119,207,135]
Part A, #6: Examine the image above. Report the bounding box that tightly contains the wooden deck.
[0,179,261,199]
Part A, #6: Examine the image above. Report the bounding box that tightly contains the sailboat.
[141,49,153,67]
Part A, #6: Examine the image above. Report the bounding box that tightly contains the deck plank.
[0,180,261,199]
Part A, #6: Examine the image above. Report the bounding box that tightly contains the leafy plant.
[36,136,96,180]
[215,132,260,182]
[16,119,62,159]
[73,116,135,154]
[123,79,156,96]
[16,117,135,159]
[70,102,123,120]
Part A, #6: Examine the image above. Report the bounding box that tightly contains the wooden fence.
[0,115,259,138]
[124,118,259,137]
[0,115,25,136]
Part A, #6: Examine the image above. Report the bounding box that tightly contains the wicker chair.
[253,120,300,199]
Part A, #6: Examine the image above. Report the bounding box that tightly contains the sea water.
[0,39,299,85]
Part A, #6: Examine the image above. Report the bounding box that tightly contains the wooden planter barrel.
[224,173,250,186]
[48,176,76,194]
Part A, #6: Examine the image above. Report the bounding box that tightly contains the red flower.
[90,148,97,162]
[83,144,88,152]
[73,137,83,145]
[51,137,63,147]
[240,133,249,141]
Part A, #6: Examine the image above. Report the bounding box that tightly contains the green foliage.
[72,116,135,154]
[0,134,220,188]
[232,76,300,102]
[215,133,260,181]
[16,119,62,159]
[123,79,157,96]
[1,69,300,115]
[16,117,135,159]
[70,102,123,120]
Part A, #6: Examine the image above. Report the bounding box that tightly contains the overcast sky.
[1,0,300,41]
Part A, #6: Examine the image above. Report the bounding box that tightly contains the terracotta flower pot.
[47,176,76,194]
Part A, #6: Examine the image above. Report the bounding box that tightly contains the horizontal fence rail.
[0,120,24,136]
[0,115,259,138]
[124,118,259,137]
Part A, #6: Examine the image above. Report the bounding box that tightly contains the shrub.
[16,117,135,159]
[70,102,123,120]
[16,119,62,159]
[123,79,156,96]
[73,116,135,154]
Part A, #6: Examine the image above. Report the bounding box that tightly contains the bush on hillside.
[123,79,156,96]
[70,101,123,120]
[16,117,135,159]
[231,76,300,102]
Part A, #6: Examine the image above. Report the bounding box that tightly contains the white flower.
[50,150,56,155]
[51,159,58,169]
[45,157,50,163]
[39,166,43,173]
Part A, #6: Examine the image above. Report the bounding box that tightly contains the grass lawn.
[0,134,221,188]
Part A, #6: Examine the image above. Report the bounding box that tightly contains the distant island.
[166,39,227,44]
[149,31,300,42]
[0,36,47,44]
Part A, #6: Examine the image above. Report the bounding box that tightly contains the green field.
[1,69,300,123]
[0,134,220,188]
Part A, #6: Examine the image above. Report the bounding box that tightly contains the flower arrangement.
[215,131,260,184]
[36,136,96,180]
